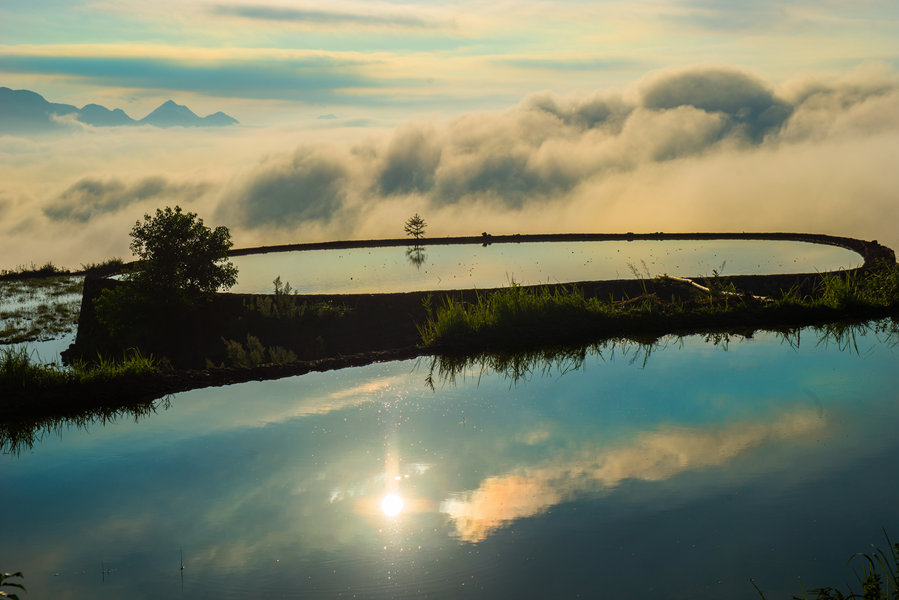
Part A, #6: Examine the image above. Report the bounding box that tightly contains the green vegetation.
[127,206,237,299]
[753,531,899,600]
[419,262,899,350]
[94,206,237,341]
[244,276,349,320]
[214,276,347,366]
[1,346,158,395]
[78,257,125,276]
[0,571,25,599]
[816,262,899,310]
[0,262,66,280]
[419,283,616,348]
[221,334,298,367]
[1,258,124,280]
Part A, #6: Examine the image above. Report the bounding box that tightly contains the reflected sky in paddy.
[2,322,898,599]
[230,240,861,294]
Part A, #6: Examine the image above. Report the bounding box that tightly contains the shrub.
[94,206,238,342]
[128,206,237,301]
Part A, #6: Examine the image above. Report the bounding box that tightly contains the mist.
[2,63,898,269]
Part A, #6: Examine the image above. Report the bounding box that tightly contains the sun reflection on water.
[381,493,404,517]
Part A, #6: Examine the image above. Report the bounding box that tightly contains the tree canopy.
[128,206,237,299]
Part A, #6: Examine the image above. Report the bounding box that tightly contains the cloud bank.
[2,63,899,268]
[213,64,899,245]
[45,177,212,223]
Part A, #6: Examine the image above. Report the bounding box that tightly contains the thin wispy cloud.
[0,52,383,101]
[211,4,439,29]
[496,56,642,72]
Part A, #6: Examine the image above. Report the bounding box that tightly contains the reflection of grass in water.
[0,570,26,599]
[775,318,899,354]
[1,345,165,455]
[428,318,899,388]
[1,393,169,456]
[425,336,662,388]
[1,343,169,457]
[752,530,899,600]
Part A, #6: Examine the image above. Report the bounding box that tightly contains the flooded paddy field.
[3,320,897,599]
[230,239,862,294]
[0,274,83,364]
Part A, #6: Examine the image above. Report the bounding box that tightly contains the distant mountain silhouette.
[139,99,239,128]
[79,103,137,127]
[0,87,238,134]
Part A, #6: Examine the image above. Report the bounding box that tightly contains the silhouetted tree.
[94,206,237,340]
[128,206,237,300]
[404,213,427,240]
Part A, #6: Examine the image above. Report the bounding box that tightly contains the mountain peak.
[138,99,238,127]
[0,88,239,133]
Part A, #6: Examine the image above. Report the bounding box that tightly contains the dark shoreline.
[227,231,895,267]
[4,232,895,420]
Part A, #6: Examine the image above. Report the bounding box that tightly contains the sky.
[1,0,899,268]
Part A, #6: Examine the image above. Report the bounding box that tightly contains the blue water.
[230,239,861,294]
[2,321,897,599]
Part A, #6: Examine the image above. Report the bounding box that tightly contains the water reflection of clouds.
[441,408,826,542]
[163,372,410,435]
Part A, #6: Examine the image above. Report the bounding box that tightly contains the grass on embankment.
[0,346,158,403]
[418,261,899,350]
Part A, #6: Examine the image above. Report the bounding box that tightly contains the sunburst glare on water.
[381,493,404,517]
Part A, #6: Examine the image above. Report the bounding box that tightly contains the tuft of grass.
[817,260,899,310]
[79,257,125,276]
[419,262,899,350]
[0,346,158,394]
[245,276,349,320]
[0,262,68,280]
[221,334,297,367]
[0,346,69,390]
[418,282,614,348]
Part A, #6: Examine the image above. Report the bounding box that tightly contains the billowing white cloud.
[2,63,898,269]
[213,64,899,245]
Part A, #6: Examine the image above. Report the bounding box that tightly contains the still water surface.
[2,322,897,599]
[230,240,861,294]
